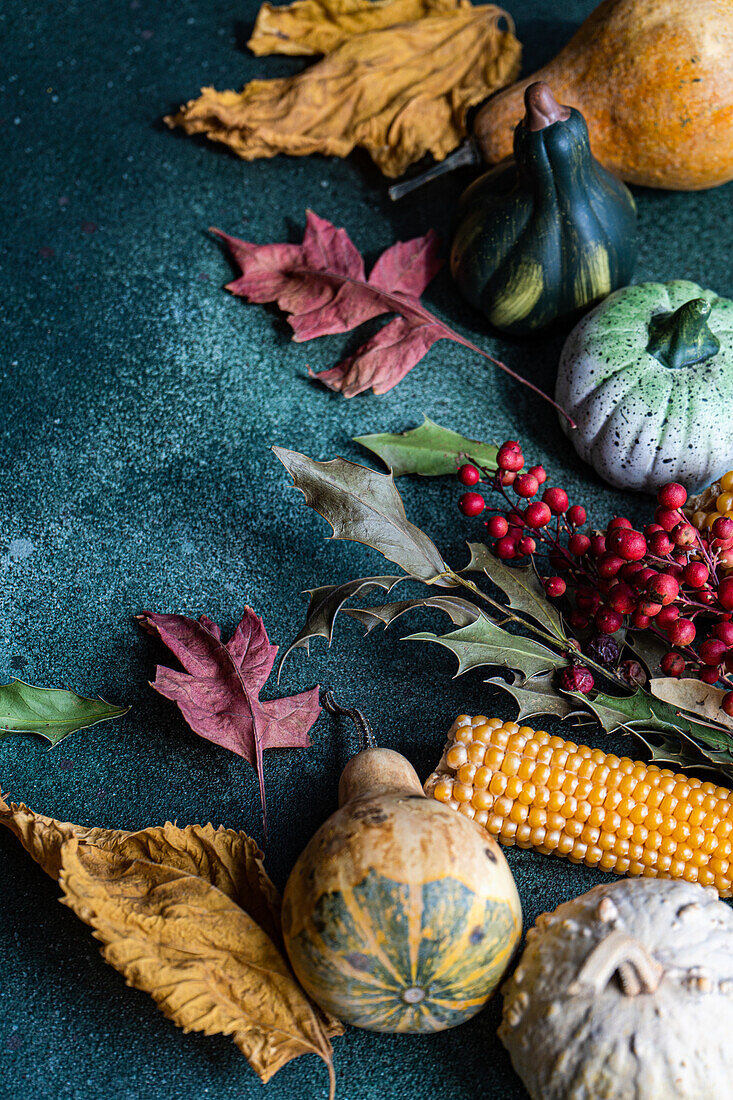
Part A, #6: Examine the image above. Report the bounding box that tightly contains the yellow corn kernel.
[427,715,733,898]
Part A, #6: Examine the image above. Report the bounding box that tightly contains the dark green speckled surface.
[2,1,732,1097]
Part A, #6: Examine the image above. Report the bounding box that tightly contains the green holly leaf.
[486,671,575,722]
[0,680,129,746]
[461,543,566,642]
[344,594,479,633]
[354,417,498,477]
[406,615,562,680]
[273,448,449,583]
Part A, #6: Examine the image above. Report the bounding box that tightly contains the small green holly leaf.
[279,575,403,673]
[461,543,566,642]
[274,447,450,583]
[406,615,561,680]
[0,680,129,746]
[354,417,498,477]
[486,671,575,722]
[343,594,480,633]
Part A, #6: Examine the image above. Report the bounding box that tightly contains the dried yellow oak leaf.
[249,0,461,57]
[58,838,339,1093]
[0,793,127,878]
[166,4,520,178]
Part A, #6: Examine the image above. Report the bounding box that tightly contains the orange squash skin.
[282,751,522,1033]
[474,0,733,191]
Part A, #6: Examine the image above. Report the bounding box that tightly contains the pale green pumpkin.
[555,281,733,492]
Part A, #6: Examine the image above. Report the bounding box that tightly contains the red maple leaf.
[138,607,320,840]
[210,211,571,419]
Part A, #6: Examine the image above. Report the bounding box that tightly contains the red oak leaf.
[138,607,320,840]
[210,212,570,418]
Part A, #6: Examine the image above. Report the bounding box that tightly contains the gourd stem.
[322,690,377,750]
[388,140,480,201]
[647,298,720,370]
[567,930,664,998]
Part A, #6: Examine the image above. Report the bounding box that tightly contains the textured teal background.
[2,1,732,1097]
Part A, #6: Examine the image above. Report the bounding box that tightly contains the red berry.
[638,598,663,618]
[655,507,680,532]
[644,523,663,537]
[559,666,594,694]
[661,652,685,678]
[699,638,727,666]
[595,606,623,634]
[655,604,680,628]
[657,482,687,509]
[714,621,733,646]
[648,530,673,556]
[607,517,632,531]
[669,618,696,646]
[495,536,517,560]
[589,534,606,557]
[608,582,637,614]
[647,572,679,606]
[631,611,651,629]
[487,514,509,538]
[699,665,720,685]
[568,610,589,631]
[507,512,525,529]
[620,561,645,583]
[616,529,647,561]
[517,536,536,556]
[497,441,524,472]
[459,492,485,517]
[458,463,480,486]
[672,522,697,548]
[597,552,624,578]
[723,692,733,718]
[568,532,591,556]
[524,502,552,529]
[567,504,586,527]
[528,465,546,485]
[542,486,569,514]
[514,473,539,498]
[500,470,517,486]
[719,577,733,610]
[576,587,601,613]
[545,576,567,598]
[682,561,709,588]
[631,566,657,591]
[699,589,717,605]
[713,516,733,540]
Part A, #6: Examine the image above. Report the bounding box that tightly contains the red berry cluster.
[457,443,733,714]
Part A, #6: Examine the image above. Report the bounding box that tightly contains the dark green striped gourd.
[450,82,637,336]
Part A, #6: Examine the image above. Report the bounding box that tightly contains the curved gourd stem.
[523,81,570,131]
[567,930,664,998]
[647,298,721,369]
[322,690,377,750]
[388,140,480,201]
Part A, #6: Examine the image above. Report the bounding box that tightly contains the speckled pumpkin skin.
[282,766,521,1033]
[556,280,733,493]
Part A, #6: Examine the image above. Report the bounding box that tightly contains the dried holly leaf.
[650,678,733,732]
[486,671,576,722]
[344,593,479,632]
[213,212,567,411]
[138,608,321,839]
[354,417,498,477]
[280,574,404,673]
[249,0,460,57]
[274,447,449,582]
[406,614,562,680]
[168,5,520,178]
[0,679,128,746]
[461,543,567,642]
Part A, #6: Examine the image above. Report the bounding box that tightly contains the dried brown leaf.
[166,5,521,177]
[58,839,339,1091]
[249,0,461,56]
[0,792,127,879]
[650,677,733,732]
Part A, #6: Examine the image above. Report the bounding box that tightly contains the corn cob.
[687,469,733,568]
[425,714,733,897]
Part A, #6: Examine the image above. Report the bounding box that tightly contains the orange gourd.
[473,0,733,191]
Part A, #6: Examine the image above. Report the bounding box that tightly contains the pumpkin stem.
[567,930,664,998]
[647,298,720,369]
[322,690,377,750]
[523,82,571,131]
